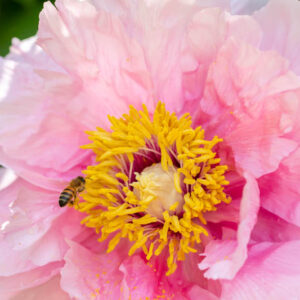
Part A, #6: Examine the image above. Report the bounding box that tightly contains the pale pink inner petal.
[199,173,260,280]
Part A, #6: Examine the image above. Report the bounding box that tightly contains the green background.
[0,0,54,56]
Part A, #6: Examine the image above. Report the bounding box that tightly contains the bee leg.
[74,196,80,209]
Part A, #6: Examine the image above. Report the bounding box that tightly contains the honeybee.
[59,176,85,207]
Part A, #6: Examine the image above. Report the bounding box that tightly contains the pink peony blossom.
[1,0,300,299]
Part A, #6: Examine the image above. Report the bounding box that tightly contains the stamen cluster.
[79,102,231,275]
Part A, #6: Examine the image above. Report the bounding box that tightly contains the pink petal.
[120,256,158,299]
[61,243,204,299]
[60,240,124,299]
[182,7,262,112]
[187,285,219,300]
[0,1,271,189]
[182,252,222,298]
[0,179,82,276]
[200,38,300,177]
[259,147,300,227]
[38,0,152,110]
[204,171,246,224]
[0,51,92,187]
[254,0,300,75]
[0,146,86,191]
[1,2,300,299]
[204,198,240,224]
[199,172,260,279]
[11,275,69,300]
[37,0,262,117]
[0,262,63,299]
[221,241,300,299]
[38,0,199,114]
[251,208,300,242]
[120,255,198,299]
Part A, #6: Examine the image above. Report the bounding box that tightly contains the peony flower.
[1,0,300,299]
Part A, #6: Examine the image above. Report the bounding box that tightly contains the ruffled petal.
[1,1,300,299]
[187,285,219,300]
[0,1,269,188]
[60,240,124,299]
[0,262,63,299]
[182,7,262,113]
[221,241,300,300]
[0,179,82,276]
[0,49,91,187]
[251,208,300,243]
[200,38,300,177]
[182,252,222,298]
[38,0,188,112]
[10,275,69,300]
[120,256,159,299]
[120,255,201,299]
[37,0,261,116]
[199,173,260,279]
[259,147,300,227]
[254,0,300,75]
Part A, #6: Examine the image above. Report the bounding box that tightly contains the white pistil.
[132,163,183,219]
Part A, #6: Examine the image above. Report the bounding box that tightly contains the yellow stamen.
[76,102,231,275]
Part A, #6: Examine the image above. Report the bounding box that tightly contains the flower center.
[132,163,183,220]
[78,102,231,275]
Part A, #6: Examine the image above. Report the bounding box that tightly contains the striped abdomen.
[59,186,76,207]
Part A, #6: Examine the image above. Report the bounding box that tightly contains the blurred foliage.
[0,0,54,56]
